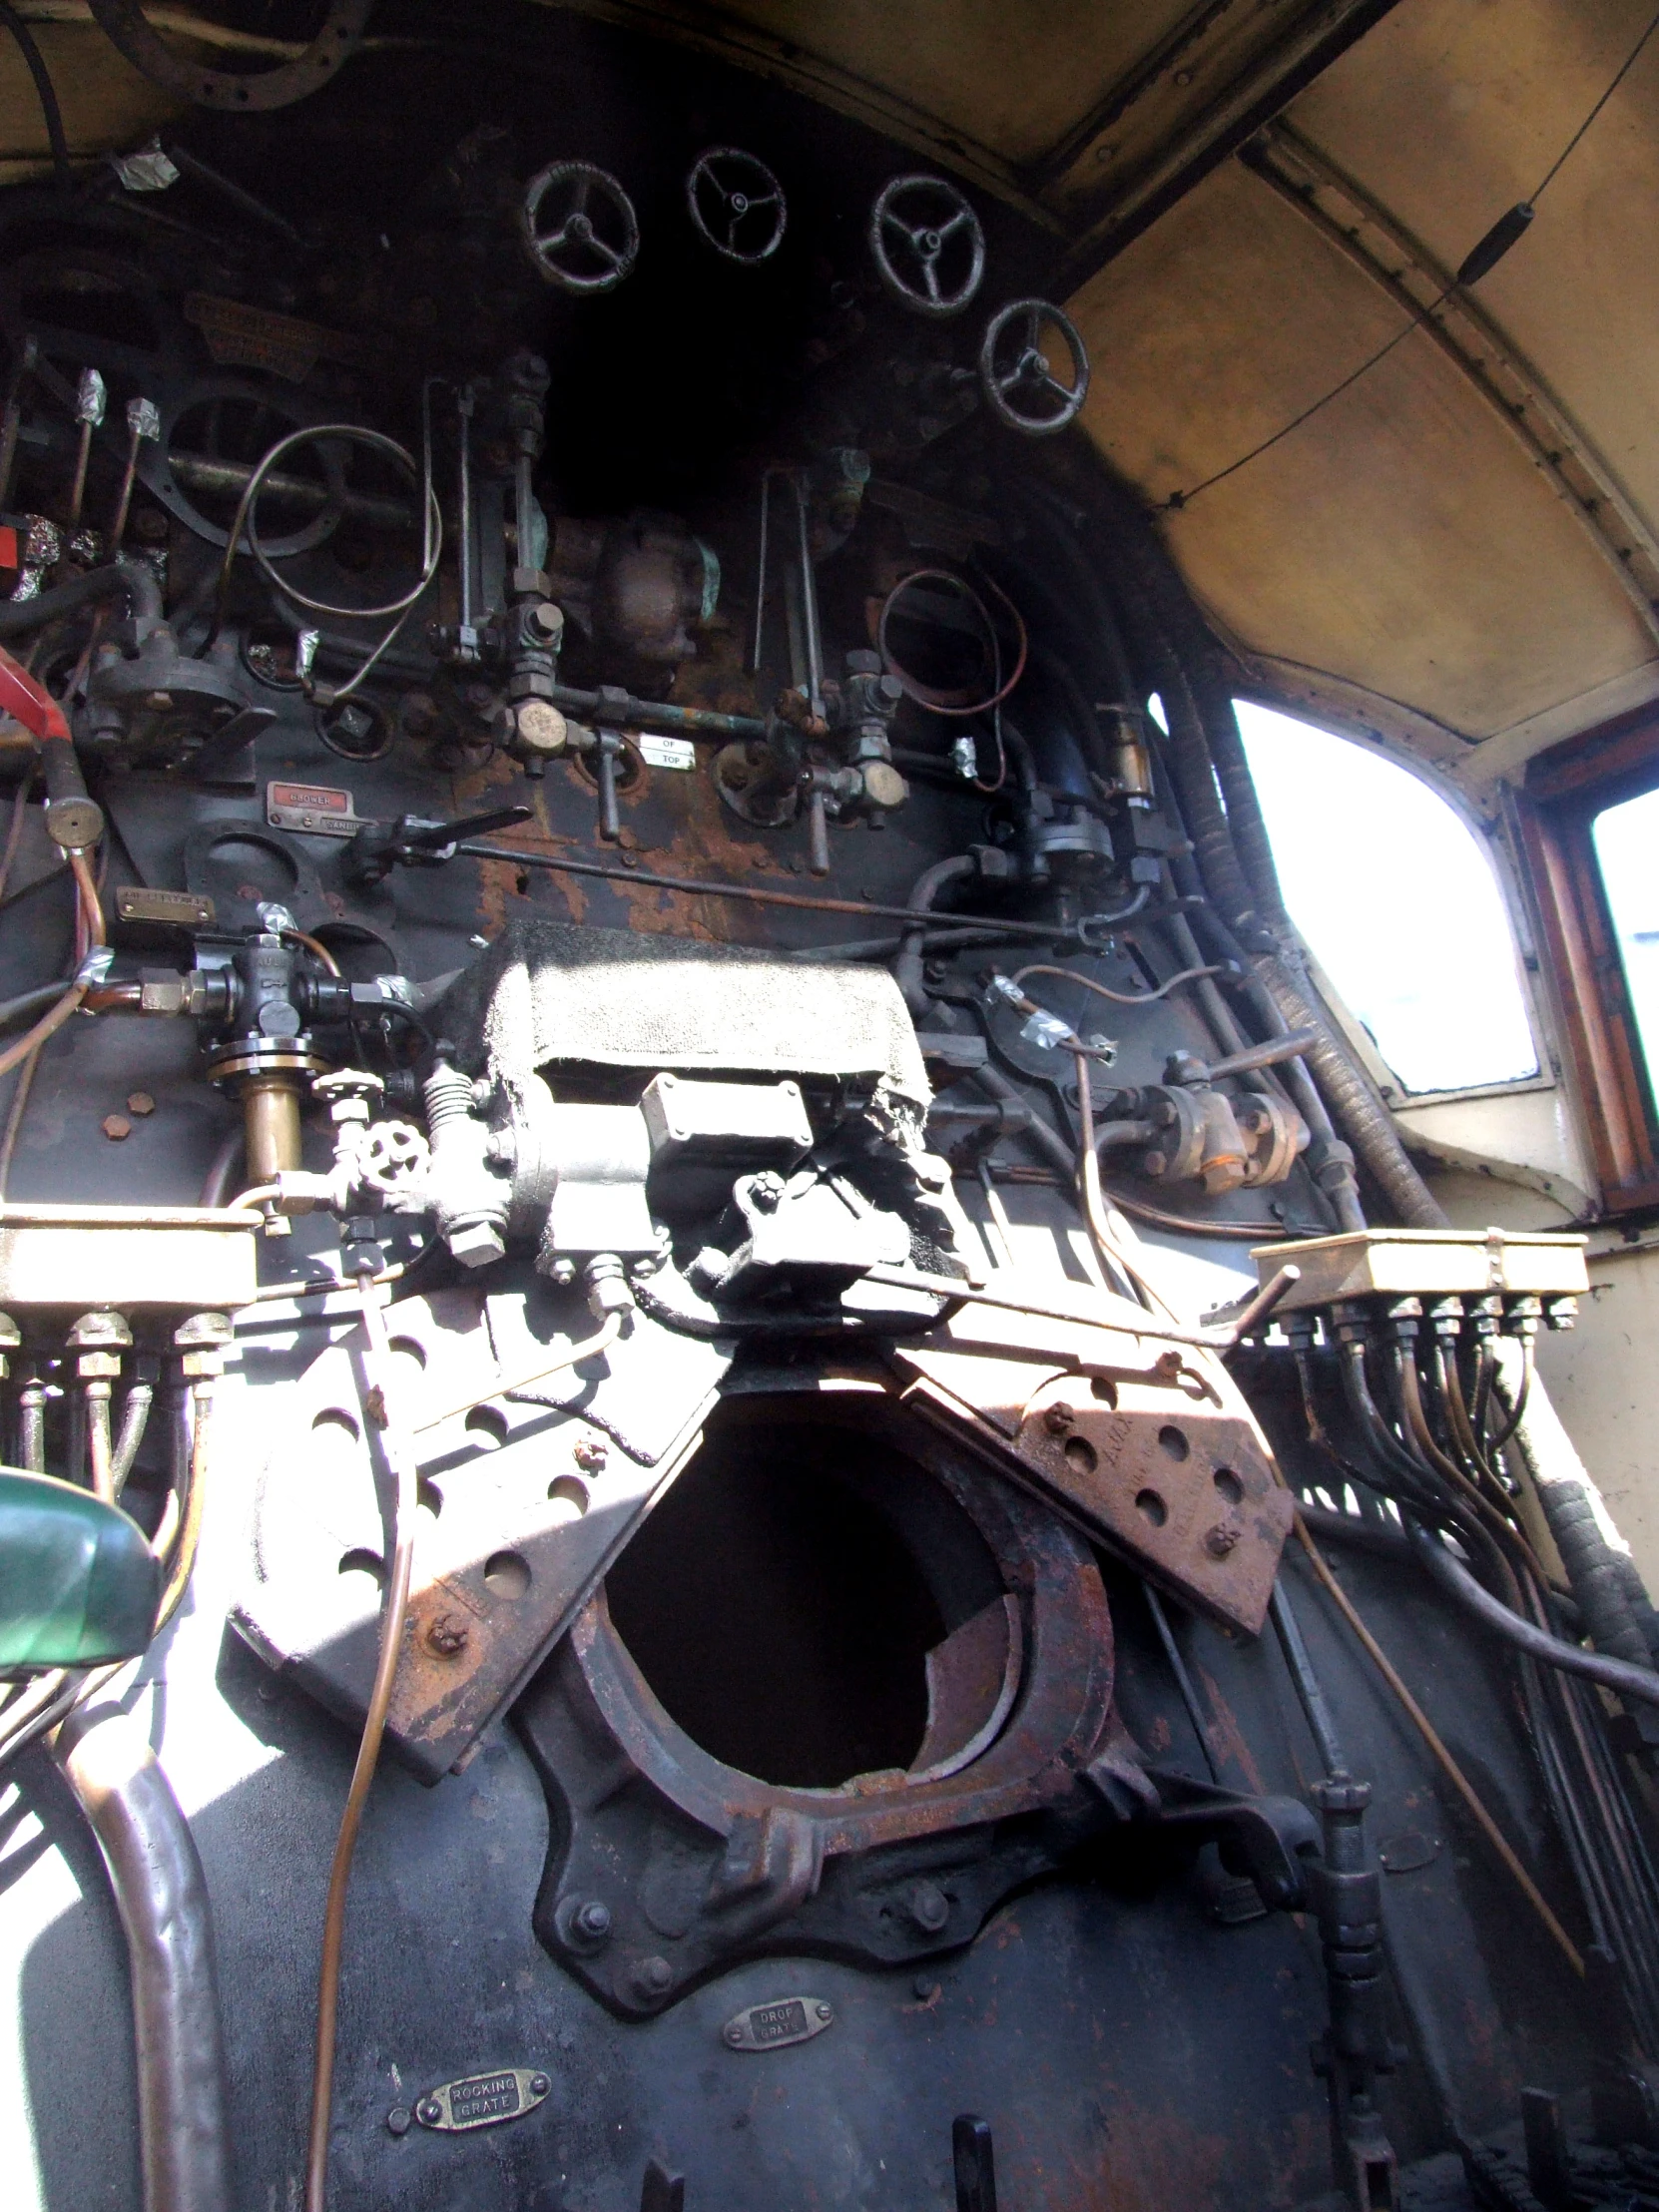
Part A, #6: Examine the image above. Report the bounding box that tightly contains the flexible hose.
[0,560,144,638]
[895,852,977,1016]
[1405,1517,1659,1712]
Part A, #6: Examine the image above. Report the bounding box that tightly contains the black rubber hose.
[1405,1517,1659,1712]
[0,2,71,191]
[0,561,142,638]
[0,976,73,1030]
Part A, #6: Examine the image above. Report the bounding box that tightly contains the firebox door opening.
[604,1398,1005,1790]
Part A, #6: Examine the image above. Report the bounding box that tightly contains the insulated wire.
[0,2,71,190]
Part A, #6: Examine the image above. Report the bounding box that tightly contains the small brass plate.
[412,2066,550,2132]
[722,1996,833,2052]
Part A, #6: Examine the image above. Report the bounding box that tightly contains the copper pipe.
[1294,1516,1584,1977]
[305,1280,418,2212]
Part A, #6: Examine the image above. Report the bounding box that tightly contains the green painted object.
[0,1468,159,1670]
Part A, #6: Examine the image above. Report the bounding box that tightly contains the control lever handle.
[346,804,533,885]
[595,729,624,843]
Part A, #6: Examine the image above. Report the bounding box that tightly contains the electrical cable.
[1405,1517,1659,1712]
[0,3,71,191]
[1168,8,1659,511]
[876,567,1028,715]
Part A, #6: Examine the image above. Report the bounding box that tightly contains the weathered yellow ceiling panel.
[0,18,179,179]
[1292,0,1659,551]
[1068,158,1656,745]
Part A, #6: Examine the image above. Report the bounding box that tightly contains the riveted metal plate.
[413,2067,550,2132]
[723,1997,833,2052]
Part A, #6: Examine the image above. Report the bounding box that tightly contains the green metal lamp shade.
[0,1467,160,1669]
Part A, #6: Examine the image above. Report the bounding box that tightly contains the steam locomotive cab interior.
[4,7,1659,2211]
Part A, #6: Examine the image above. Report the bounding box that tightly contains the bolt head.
[448,1219,506,1269]
[416,2098,442,2126]
[1203,1521,1241,1559]
[573,1436,608,1473]
[1042,1401,1074,1435]
[386,2106,412,2136]
[908,1879,949,1933]
[529,2073,550,2097]
[425,1613,469,1658]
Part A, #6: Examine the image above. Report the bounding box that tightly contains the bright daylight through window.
[1235,704,1538,1095]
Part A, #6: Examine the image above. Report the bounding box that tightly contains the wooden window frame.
[1517,705,1659,1214]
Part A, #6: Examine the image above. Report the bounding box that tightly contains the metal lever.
[1173,1027,1321,1085]
[345,804,533,886]
[595,728,625,843]
[800,767,831,875]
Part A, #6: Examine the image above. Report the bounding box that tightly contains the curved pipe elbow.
[895,852,978,1017]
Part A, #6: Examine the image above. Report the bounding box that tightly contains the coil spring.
[422,1061,474,1134]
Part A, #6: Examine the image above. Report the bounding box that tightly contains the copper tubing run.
[58,1706,234,2212]
[1293,1515,1585,1977]
[305,1277,419,2212]
[0,849,106,1080]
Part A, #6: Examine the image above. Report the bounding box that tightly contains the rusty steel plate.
[234,1283,729,1781]
[891,1305,1291,1634]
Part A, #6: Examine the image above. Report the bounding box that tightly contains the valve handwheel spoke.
[686,148,788,264]
[868,175,985,317]
[978,298,1090,435]
[520,162,640,293]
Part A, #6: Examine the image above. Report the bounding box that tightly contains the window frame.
[1516,705,1659,1216]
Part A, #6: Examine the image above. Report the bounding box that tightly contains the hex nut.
[447,1219,507,1269]
[101,1114,132,1141]
[126,1091,156,1116]
[425,1613,469,1658]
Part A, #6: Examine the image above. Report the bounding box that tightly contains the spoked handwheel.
[977,299,1090,435]
[868,174,984,317]
[686,148,788,264]
[520,163,640,294]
